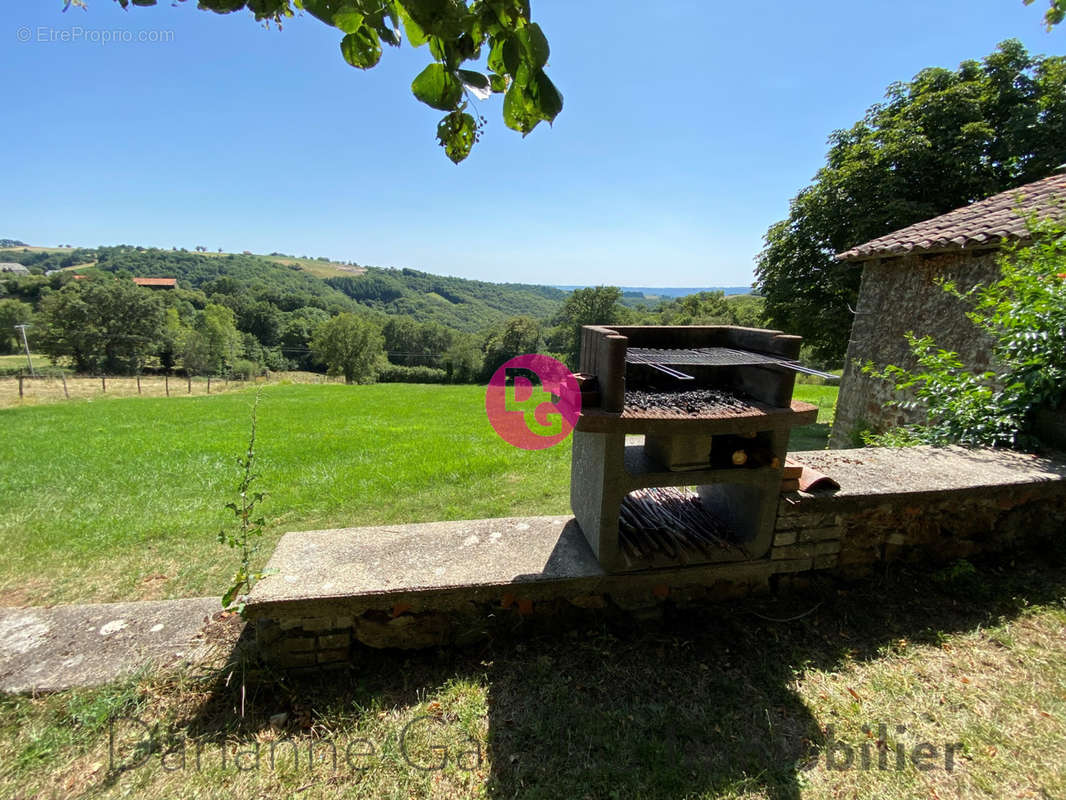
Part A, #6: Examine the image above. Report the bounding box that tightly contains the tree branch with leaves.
[88,0,562,163]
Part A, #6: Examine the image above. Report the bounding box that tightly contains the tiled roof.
[836,172,1066,261]
[132,277,177,287]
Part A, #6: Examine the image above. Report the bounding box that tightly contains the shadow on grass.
[122,545,1066,800]
[788,422,831,452]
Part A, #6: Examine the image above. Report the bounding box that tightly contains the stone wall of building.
[830,250,1002,448]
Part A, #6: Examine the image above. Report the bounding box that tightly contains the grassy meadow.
[0,382,836,606]
[0,383,572,605]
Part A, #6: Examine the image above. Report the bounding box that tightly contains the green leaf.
[516,21,549,69]
[403,0,468,39]
[331,6,364,34]
[340,25,382,68]
[503,82,537,134]
[396,3,427,46]
[489,72,509,93]
[502,69,561,133]
[487,37,507,75]
[501,35,522,76]
[529,69,562,122]
[436,111,477,163]
[222,582,241,610]
[411,63,463,111]
[299,0,335,25]
[457,68,491,99]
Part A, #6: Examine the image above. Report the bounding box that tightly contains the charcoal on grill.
[624,387,756,416]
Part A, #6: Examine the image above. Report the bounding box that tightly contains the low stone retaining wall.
[245,446,1066,668]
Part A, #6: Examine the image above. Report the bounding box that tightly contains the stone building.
[830,172,1066,448]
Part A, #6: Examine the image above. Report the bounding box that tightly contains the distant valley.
[555,285,753,299]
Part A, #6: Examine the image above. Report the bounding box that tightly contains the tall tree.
[0,299,34,355]
[482,315,542,378]
[181,303,243,376]
[311,313,384,384]
[754,40,1066,363]
[547,286,623,369]
[36,278,166,374]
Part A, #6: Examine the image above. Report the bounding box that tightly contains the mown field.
[0,382,836,606]
[0,384,572,605]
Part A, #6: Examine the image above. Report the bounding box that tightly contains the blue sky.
[2,1,1061,287]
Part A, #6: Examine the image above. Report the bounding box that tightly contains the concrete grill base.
[245,446,1066,669]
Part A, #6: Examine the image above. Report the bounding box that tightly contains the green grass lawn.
[0,353,54,370]
[790,384,838,452]
[0,382,836,606]
[0,384,571,605]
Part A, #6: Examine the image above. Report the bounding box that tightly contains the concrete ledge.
[246,516,804,622]
[782,446,1066,513]
[246,446,1066,663]
[0,597,221,693]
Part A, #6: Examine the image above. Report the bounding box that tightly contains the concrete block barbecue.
[570,325,820,572]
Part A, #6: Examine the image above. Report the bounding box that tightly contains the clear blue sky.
[2,1,1061,287]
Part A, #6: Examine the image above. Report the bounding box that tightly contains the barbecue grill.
[570,325,821,572]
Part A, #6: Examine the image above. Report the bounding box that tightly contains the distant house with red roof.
[132,277,177,289]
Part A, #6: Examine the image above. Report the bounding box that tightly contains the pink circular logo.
[485,354,581,450]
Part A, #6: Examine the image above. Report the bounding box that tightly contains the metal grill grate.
[626,347,836,379]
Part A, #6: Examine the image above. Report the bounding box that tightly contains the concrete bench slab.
[0,597,222,693]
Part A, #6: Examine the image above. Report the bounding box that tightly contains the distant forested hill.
[0,246,568,332]
[326,267,567,332]
[1,243,769,383]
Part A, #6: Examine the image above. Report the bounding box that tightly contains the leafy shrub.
[228,359,263,381]
[376,364,449,384]
[863,216,1066,448]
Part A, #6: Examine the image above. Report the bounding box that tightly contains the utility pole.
[14,324,35,377]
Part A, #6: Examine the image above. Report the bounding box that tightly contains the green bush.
[863,216,1066,449]
[228,359,264,381]
[376,364,449,384]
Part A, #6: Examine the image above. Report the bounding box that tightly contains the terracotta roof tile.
[132,277,177,287]
[836,172,1066,261]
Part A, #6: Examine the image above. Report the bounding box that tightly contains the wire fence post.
[137,375,142,395]
[101,375,106,393]
[207,376,211,394]
[61,373,69,399]
[165,374,170,397]
[187,375,191,394]
[18,374,23,399]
